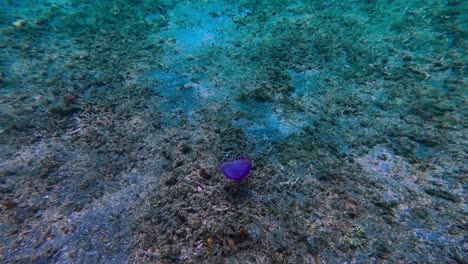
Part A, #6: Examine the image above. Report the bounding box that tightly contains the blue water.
[0,0,466,263]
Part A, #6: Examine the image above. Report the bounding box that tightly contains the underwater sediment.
[0,0,466,263]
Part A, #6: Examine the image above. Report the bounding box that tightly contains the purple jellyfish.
[219,157,252,181]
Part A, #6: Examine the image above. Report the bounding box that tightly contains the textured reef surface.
[0,0,466,263]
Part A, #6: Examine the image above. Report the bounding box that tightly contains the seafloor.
[0,0,466,263]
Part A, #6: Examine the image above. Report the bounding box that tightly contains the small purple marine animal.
[219,157,252,181]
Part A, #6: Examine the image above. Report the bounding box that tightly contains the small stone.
[12,19,26,28]
[199,168,211,179]
[175,229,186,238]
[164,176,177,186]
[2,199,18,209]
[63,94,77,105]
[206,237,214,248]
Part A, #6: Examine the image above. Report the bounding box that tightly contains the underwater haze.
[0,0,466,263]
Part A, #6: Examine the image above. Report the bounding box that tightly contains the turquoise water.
[0,0,466,263]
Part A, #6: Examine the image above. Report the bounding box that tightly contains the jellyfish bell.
[219,157,252,181]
